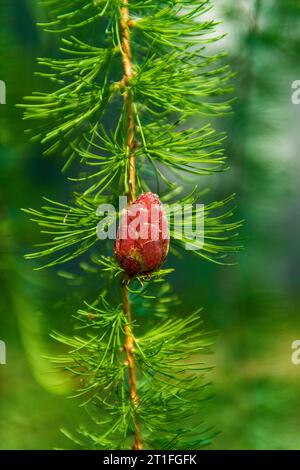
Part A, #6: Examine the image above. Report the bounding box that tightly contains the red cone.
[114,192,169,276]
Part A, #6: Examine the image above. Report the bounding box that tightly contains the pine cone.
[114,192,169,276]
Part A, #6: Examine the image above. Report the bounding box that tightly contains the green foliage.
[22,0,241,449]
[51,292,215,449]
[23,191,242,268]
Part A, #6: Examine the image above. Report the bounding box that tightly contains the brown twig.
[120,1,142,450]
[122,277,143,450]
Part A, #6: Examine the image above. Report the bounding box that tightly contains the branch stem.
[122,278,142,450]
[120,1,142,450]
[120,0,136,204]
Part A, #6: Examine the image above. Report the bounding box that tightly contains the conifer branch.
[120,1,142,450]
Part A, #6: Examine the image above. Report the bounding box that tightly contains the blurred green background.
[1,0,300,450]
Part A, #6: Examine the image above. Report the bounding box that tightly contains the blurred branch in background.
[206,0,300,450]
[0,0,81,449]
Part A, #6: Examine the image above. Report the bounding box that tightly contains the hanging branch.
[21,0,243,450]
[120,2,142,450]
